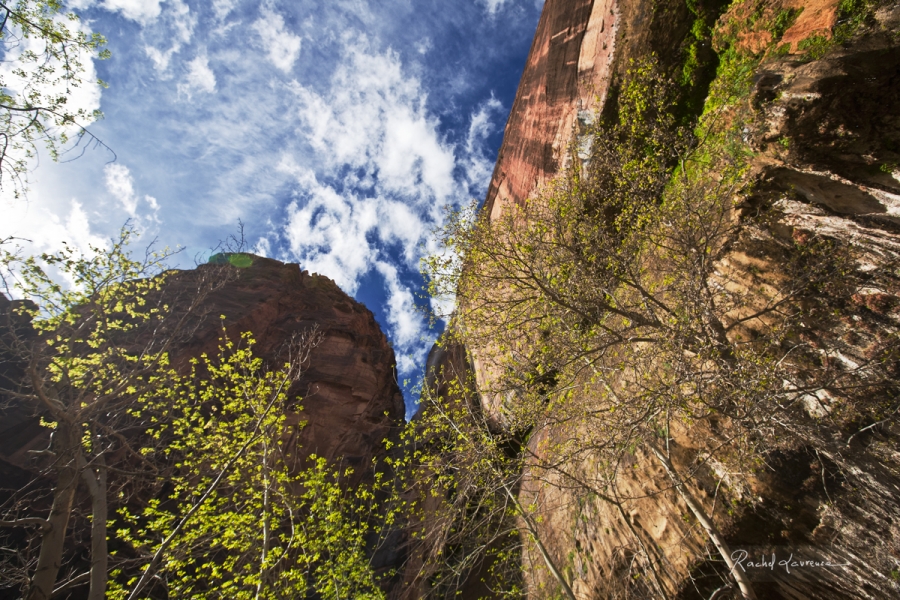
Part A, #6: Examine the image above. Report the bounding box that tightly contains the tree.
[0,227,224,599]
[0,0,111,197]
[423,56,897,598]
[113,327,387,600]
[1,230,394,599]
[391,342,575,600]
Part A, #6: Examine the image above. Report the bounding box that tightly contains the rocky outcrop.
[448,0,900,598]
[166,255,405,477]
[0,256,405,486]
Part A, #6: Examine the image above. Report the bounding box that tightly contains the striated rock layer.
[437,0,900,597]
[484,0,618,221]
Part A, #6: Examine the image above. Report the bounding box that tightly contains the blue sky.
[0,0,543,415]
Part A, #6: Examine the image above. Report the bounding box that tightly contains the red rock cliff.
[0,255,405,486]
[484,0,618,220]
[465,0,900,596]
[165,255,406,476]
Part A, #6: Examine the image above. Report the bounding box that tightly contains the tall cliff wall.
[484,0,618,221]
[445,0,900,597]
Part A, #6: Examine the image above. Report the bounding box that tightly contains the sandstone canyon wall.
[433,0,900,597]
[166,256,405,475]
[0,255,405,598]
[1,256,404,483]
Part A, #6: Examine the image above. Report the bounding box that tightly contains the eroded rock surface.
[436,0,900,597]
[0,255,404,490]
[166,255,405,477]
[484,0,619,221]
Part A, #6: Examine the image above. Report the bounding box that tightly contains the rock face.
[445,0,900,598]
[0,256,405,485]
[0,255,404,599]
[166,255,405,477]
[484,0,618,221]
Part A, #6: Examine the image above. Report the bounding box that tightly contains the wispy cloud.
[100,0,163,23]
[104,163,160,228]
[68,0,162,24]
[177,51,217,98]
[269,38,501,384]
[9,0,543,411]
[252,5,302,73]
[479,0,510,16]
[143,0,196,76]
[0,197,108,262]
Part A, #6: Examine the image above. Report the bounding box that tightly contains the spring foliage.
[112,330,385,600]
[0,0,110,196]
[0,230,386,599]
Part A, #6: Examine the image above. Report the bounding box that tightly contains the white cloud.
[103,163,160,228]
[0,194,159,297]
[252,6,302,73]
[463,96,504,190]
[0,17,103,139]
[280,41,458,299]
[65,0,97,11]
[275,39,509,387]
[467,96,503,154]
[212,0,238,20]
[272,39,510,378]
[168,0,196,45]
[143,0,196,76]
[253,235,272,258]
[281,166,377,293]
[480,0,510,15]
[105,164,138,216]
[414,38,432,55]
[144,45,176,75]
[0,198,108,270]
[376,260,426,373]
[177,52,217,98]
[100,0,162,23]
[59,202,110,255]
[295,40,456,205]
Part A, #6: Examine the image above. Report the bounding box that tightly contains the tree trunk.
[502,483,577,600]
[81,452,108,600]
[26,422,81,600]
[649,444,757,600]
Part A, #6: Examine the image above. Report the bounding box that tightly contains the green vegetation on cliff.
[420,7,899,593]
